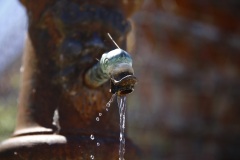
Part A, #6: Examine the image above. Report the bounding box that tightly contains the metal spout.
[85,49,137,95]
[110,74,137,95]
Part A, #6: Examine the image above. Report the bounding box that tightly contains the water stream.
[89,93,127,160]
[117,95,127,160]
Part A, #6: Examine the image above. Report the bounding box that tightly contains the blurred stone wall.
[127,0,240,159]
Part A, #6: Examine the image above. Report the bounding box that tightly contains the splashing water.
[117,95,127,160]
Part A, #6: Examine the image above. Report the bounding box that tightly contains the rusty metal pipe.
[85,49,137,96]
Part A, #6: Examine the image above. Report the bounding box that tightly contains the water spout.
[84,49,137,96]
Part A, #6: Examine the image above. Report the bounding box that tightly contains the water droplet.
[97,142,100,146]
[105,94,116,111]
[90,155,94,159]
[99,113,102,116]
[90,134,94,140]
[96,117,99,121]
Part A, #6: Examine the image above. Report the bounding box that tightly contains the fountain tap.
[85,48,137,96]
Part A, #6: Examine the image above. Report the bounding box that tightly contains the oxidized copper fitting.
[84,49,137,95]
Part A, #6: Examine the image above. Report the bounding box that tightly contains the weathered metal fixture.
[0,0,142,159]
[84,48,137,96]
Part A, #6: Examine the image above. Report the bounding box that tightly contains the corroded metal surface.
[84,49,137,95]
[0,0,143,159]
[0,135,139,160]
[15,0,136,135]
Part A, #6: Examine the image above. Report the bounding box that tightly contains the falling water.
[88,93,116,159]
[106,93,116,111]
[117,95,127,160]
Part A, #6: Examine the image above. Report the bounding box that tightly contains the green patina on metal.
[85,48,137,95]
